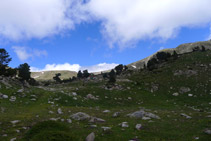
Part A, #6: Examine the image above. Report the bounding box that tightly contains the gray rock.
[121,122,129,128]
[172,93,179,96]
[112,112,120,117]
[10,138,16,141]
[2,95,8,99]
[49,118,60,121]
[49,111,54,114]
[17,89,24,93]
[9,96,16,102]
[135,124,142,130]
[103,110,110,113]
[102,126,111,131]
[180,113,192,119]
[179,87,191,94]
[70,112,90,121]
[67,119,72,123]
[89,117,105,123]
[127,110,160,119]
[86,132,95,141]
[86,94,98,100]
[57,108,63,114]
[72,92,77,96]
[204,129,211,135]
[90,125,97,128]
[188,94,193,97]
[11,120,20,124]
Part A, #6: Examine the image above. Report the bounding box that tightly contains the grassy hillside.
[0,49,211,140]
[31,70,77,81]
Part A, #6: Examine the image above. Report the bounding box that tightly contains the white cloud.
[1,0,211,48]
[12,46,47,61]
[31,62,118,72]
[0,0,86,40]
[86,0,211,47]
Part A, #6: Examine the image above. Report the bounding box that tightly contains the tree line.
[0,48,35,85]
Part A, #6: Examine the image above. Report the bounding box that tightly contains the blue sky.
[0,0,211,72]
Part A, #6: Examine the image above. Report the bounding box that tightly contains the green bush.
[23,121,79,141]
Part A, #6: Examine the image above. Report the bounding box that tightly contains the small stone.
[2,95,8,99]
[17,89,24,93]
[128,97,132,100]
[103,110,110,113]
[90,125,97,128]
[89,117,105,123]
[49,111,54,114]
[72,92,77,96]
[112,112,120,117]
[180,113,192,119]
[121,122,129,128]
[10,137,16,141]
[70,112,90,121]
[11,120,20,124]
[204,129,211,135]
[73,97,77,100]
[9,96,16,102]
[188,94,193,97]
[135,124,142,130]
[67,119,72,123]
[172,93,179,96]
[57,108,63,114]
[86,132,95,141]
[102,126,111,131]
[2,134,8,137]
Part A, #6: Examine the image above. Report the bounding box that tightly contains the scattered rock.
[90,125,97,128]
[121,122,129,128]
[188,94,193,97]
[179,87,191,94]
[2,95,8,99]
[57,108,63,114]
[86,94,98,100]
[112,112,120,117]
[204,129,211,135]
[73,97,77,100]
[49,118,60,121]
[89,117,105,123]
[127,110,160,119]
[72,92,77,96]
[9,96,16,102]
[11,120,20,124]
[172,93,179,96]
[135,124,142,130]
[49,111,54,114]
[103,110,110,113]
[180,113,192,119]
[102,126,111,131]
[70,112,90,121]
[86,132,95,141]
[17,89,24,93]
[10,137,16,141]
[67,119,72,123]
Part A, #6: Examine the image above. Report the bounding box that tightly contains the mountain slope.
[31,70,77,81]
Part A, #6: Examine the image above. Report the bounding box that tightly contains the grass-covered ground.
[0,51,211,140]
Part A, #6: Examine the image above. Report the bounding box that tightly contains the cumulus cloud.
[1,0,211,47]
[86,0,211,47]
[0,0,86,40]
[31,62,118,72]
[12,46,47,61]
